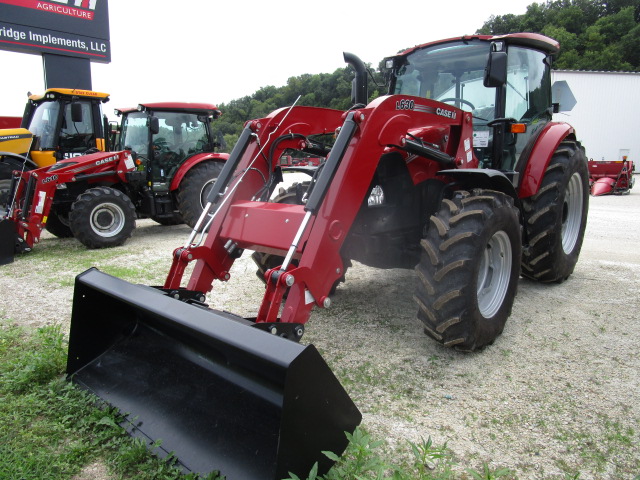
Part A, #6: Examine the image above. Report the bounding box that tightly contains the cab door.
[502,46,553,170]
[57,101,103,158]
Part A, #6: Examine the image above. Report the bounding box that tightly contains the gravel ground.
[1,189,639,480]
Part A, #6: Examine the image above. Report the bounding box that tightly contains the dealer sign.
[0,0,110,62]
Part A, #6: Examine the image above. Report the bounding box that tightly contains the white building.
[551,70,640,162]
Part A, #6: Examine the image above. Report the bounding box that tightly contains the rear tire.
[69,187,136,249]
[521,141,589,282]
[45,209,73,238]
[414,189,521,351]
[176,161,223,229]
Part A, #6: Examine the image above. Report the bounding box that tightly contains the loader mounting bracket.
[251,321,305,342]
[153,286,207,305]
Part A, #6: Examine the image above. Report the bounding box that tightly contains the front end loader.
[66,33,589,479]
[1,150,137,262]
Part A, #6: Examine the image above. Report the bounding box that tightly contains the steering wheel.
[175,140,200,152]
[439,98,476,110]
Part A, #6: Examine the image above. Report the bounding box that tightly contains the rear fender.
[517,122,574,198]
[0,152,37,172]
[169,152,229,191]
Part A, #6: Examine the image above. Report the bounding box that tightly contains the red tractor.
[66,34,589,480]
[0,102,228,261]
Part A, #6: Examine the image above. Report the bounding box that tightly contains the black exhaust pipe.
[343,52,368,106]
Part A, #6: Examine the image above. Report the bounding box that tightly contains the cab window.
[27,101,60,150]
[58,102,96,153]
[505,47,551,122]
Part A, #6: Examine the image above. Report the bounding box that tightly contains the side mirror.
[71,103,84,123]
[149,116,160,135]
[484,42,507,88]
[552,80,577,113]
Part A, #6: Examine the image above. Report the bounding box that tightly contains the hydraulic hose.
[304,112,357,214]
[205,126,253,205]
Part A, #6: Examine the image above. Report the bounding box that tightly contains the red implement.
[588,159,635,195]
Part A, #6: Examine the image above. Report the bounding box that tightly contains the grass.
[0,322,221,480]
[0,320,567,480]
[283,428,518,480]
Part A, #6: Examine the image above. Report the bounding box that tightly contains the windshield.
[120,111,212,158]
[120,110,213,183]
[153,111,211,158]
[393,40,495,122]
[27,100,60,150]
[119,111,149,154]
[393,39,553,170]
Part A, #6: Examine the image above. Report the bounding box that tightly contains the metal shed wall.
[551,70,640,162]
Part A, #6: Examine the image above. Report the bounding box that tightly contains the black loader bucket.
[67,268,361,480]
[0,219,16,265]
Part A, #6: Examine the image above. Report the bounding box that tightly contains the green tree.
[214,64,382,149]
[477,0,640,71]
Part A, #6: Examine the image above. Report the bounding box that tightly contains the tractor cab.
[115,103,222,192]
[386,34,559,172]
[20,88,111,167]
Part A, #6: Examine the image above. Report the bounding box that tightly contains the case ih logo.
[2,0,98,20]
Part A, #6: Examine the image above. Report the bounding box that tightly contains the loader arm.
[165,96,477,326]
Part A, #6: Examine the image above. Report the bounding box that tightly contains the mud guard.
[67,268,361,480]
[437,168,521,207]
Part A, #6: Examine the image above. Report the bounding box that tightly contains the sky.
[0,0,535,119]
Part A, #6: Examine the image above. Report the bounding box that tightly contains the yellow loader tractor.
[0,88,110,209]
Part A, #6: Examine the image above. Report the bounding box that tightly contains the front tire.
[176,161,223,229]
[521,141,589,282]
[69,187,136,249]
[414,190,521,351]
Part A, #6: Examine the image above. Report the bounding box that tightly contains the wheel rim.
[477,230,512,318]
[89,202,126,237]
[561,172,584,254]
